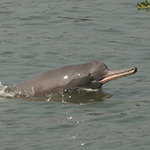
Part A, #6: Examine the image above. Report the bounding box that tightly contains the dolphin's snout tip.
[133,67,137,73]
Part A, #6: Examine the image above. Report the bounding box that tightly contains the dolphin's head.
[83,61,137,89]
[88,61,109,80]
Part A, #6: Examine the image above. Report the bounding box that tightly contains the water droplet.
[81,143,85,146]
[67,116,73,120]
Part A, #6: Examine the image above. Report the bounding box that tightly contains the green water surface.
[0,0,149,150]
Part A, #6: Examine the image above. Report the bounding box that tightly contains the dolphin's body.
[8,61,137,97]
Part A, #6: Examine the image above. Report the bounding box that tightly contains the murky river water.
[0,0,150,149]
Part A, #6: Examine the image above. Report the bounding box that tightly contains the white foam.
[81,88,99,92]
[0,81,15,98]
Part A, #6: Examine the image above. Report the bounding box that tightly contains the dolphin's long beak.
[100,67,137,84]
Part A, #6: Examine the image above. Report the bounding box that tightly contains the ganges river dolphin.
[7,61,137,97]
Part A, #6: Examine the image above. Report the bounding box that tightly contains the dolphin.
[7,61,137,97]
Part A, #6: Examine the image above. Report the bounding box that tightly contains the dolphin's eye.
[88,73,92,77]
[88,73,94,80]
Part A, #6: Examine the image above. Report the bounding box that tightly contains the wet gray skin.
[8,61,137,97]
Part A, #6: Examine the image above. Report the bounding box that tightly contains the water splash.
[0,81,15,98]
[81,88,99,92]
